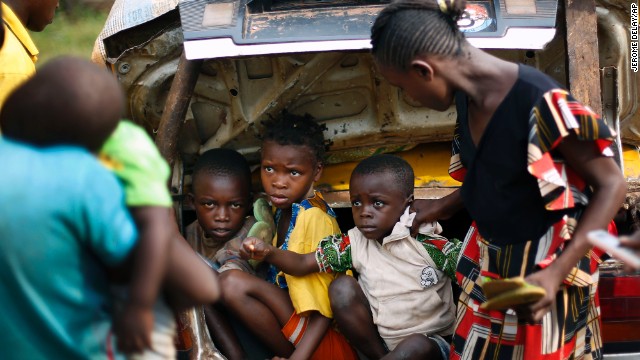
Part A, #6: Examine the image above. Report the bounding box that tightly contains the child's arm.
[242,236,319,276]
[163,215,221,310]
[115,206,172,353]
[415,233,462,281]
[243,232,356,277]
[525,134,626,322]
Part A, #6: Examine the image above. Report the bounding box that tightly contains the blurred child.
[183,147,272,359]
[0,56,138,359]
[243,154,461,359]
[220,113,358,360]
[97,119,179,358]
[0,56,221,359]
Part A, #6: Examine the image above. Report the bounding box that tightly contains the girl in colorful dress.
[371,0,626,359]
[219,113,358,360]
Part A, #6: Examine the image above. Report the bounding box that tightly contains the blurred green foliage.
[29,6,108,67]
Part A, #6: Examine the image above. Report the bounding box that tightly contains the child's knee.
[329,276,359,309]
[219,270,246,303]
[391,334,441,360]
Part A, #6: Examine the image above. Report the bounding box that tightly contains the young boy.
[243,154,461,360]
[182,147,273,360]
[185,147,270,274]
[0,56,221,359]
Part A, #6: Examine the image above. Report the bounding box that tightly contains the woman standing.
[370,0,626,358]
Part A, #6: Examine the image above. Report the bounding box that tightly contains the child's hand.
[241,236,272,261]
[113,303,154,354]
[519,267,563,323]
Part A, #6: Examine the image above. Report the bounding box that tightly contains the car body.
[94,0,640,358]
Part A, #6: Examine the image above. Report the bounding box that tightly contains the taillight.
[599,260,640,346]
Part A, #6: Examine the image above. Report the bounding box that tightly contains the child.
[98,119,180,358]
[373,1,626,359]
[182,147,272,360]
[185,148,268,274]
[0,56,221,359]
[0,56,137,359]
[219,113,358,360]
[243,154,461,359]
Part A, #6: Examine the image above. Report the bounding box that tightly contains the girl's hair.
[261,112,329,164]
[371,0,467,71]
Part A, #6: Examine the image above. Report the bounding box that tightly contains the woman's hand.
[410,190,464,237]
[619,232,640,272]
[519,266,563,323]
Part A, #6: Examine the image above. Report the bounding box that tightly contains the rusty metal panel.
[564,0,602,112]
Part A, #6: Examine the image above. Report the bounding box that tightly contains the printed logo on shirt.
[420,266,439,288]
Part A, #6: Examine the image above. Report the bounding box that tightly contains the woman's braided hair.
[371,0,468,71]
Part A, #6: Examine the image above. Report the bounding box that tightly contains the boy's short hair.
[352,154,414,197]
[0,56,124,152]
[261,112,328,165]
[192,148,252,191]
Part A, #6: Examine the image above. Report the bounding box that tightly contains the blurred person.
[619,233,640,271]
[0,56,221,359]
[0,56,135,359]
[0,0,59,110]
[1,4,5,49]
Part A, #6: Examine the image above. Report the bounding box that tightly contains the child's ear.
[410,59,434,81]
[187,192,195,208]
[313,162,324,182]
[405,194,415,208]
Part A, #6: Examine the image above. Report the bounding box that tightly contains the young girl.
[219,113,357,360]
[371,0,626,359]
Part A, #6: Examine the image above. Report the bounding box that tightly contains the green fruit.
[248,220,273,243]
[253,198,275,232]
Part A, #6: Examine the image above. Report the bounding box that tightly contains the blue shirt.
[0,138,137,359]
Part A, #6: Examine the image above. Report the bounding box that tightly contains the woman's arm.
[410,188,465,236]
[619,234,640,271]
[525,133,626,322]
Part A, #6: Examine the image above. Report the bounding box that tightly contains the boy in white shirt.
[242,154,461,359]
